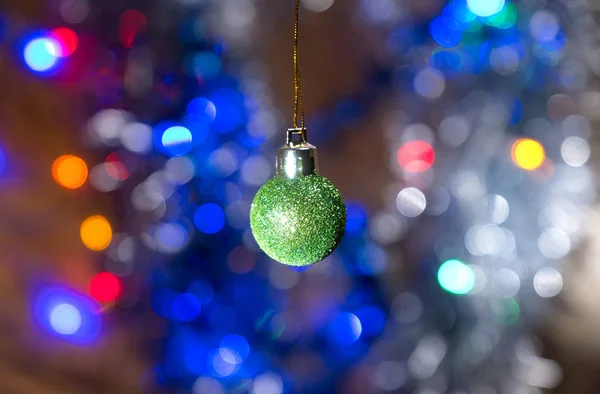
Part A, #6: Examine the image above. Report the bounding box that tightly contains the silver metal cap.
[276,128,319,178]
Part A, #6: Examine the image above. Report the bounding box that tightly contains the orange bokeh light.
[80,215,112,251]
[52,155,88,189]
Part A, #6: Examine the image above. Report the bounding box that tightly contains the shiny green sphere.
[250,174,346,266]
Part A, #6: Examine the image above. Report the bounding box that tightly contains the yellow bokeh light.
[80,215,112,251]
[511,139,545,171]
[52,155,88,189]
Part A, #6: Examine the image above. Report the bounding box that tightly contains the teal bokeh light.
[466,0,505,17]
[437,259,475,295]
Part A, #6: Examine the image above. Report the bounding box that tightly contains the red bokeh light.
[105,153,129,181]
[50,27,78,57]
[397,140,435,173]
[119,10,147,48]
[89,272,121,302]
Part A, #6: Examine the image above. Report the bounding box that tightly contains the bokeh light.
[484,2,517,29]
[437,259,475,295]
[162,126,193,156]
[439,115,470,148]
[104,153,129,181]
[490,46,520,75]
[155,222,190,253]
[52,154,88,189]
[185,52,222,80]
[50,27,78,57]
[211,348,240,377]
[89,272,121,302]
[34,286,101,344]
[172,293,202,321]
[345,202,368,235]
[60,0,90,24]
[187,97,217,123]
[414,68,445,99]
[530,10,559,43]
[397,140,435,173]
[252,373,283,394]
[193,377,224,394]
[329,312,362,345]
[119,10,147,48]
[23,36,61,73]
[396,187,427,217]
[49,303,82,335]
[210,89,245,134]
[511,138,545,171]
[356,306,385,337]
[194,203,226,234]
[220,334,250,360]
[491,268,520,298]
[561,136,590,167]
[302,0,335,12]
[0,145,6,175]
[466,0,505,17]
[80,215,113,251]
[492,298,520,325]
[429,16,462,48]
[533,267,563,298]
[89,163,120,192]
[121,122,153,153]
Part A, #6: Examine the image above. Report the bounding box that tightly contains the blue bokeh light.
[356,306,385,337]
[539,29,566,53]
[356,244,388,275]
[183,342,209,374]
[444,1,476,27]
[329,312,362,345]
[187,279,215,304]
[174,329,208,374]
[345,202,367,235]
[171,292,202,322]
[429,17,462,48]
[23,36,60,73]
[467,0,505,17]
[161,126,193,156]
[184,51,222,80]
[430,50,464,75]
[210,89,245,134]
[510,99,523,125]
[194,203,226,234]
[33,286,101,344]
[187,97,217,124]
[220,334,250,361]
[152,288,178,320]
[0,145,6,175]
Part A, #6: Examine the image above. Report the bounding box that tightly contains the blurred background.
[1,0,599,393]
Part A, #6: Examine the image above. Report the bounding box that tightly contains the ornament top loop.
[286,127,309,147]
[277,128,318,178]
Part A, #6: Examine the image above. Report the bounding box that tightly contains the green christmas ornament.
[250,128,346,266]
[251,0,345,266]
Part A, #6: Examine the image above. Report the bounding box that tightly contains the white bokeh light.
[396,187,427,217]
[533,267,563,298]
[302,0,335,12]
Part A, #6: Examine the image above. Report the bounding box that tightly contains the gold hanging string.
[293,0,305,129]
